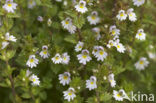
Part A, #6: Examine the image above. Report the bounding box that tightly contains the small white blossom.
[86,76,97,91]
[92,27,101,40]
[109,25,120,39]
[63,87,76,102]
[93,46,108,61]
[113,89,130,101]
[87,11,100,25]
[37,16,43,22]
[148,52,156,60]
[29,74,40,86]
[28,0,36,9]
[61,17,76,34]
[133,0,145,7]
[47,18,52,27]
[51,53,62,64]
[56,0,62,2]
[3,1,17,13]
[26,55,39,68]
[39,45,50,59]
[26,69,32,77]
[67,24,76,34]
[127,8,137,22]
[107,40,116,48]
[108,73,116,87]
[59,72,71,86]
[75,0,88,13]
[61,17,72,29]
[114,39,126,53]
[77,49,92,65]
[1,41,9,49]
[135,29,146,40]
[61,52,70,64]
[75,41,84,52]
[116,10,127,21]
[135,57,149,70]
[5,32,16,42]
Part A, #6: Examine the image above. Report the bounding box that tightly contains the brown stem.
[9,75,16,103]
[96,90,100,103]
[77,29,82,41]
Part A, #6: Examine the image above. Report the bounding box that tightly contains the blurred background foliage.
[0,0,156,103]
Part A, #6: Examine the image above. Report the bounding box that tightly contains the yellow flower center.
[78,46,82,49]
[8,3,12,7]
[138,33,142,36]
[79,3,84,8]
[90,81,94,85]
[99,51,104,55]
[63,76,68,80]
[55,57,59,60]
[43,50,47,54]
[120,13,124,17]
[112,30,116,35]
[33,78,36,82]
[117,93,121,97]
[129,13,133,17]
[68,92,72,96]
[30,58,34,63]
[117,45,120,48]
[91,16,96,20]
[82,55,87,59]
[65,21,69,24]
[140,60,144,64]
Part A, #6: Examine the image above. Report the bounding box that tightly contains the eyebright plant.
[0,0,156,103]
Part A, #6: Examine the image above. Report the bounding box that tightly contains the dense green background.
[0,0,156,103]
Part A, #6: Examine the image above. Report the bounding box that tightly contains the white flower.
[47,18,52,27]
[127,8,137,22]
[87,11,100,25]
[28,0,36,9]
[133,0,145,7]
[37,16,43,22]
[51,53,62,64]
[59,72,71,86]
[61,52,70,64]
[61,17,72,29]
[75,41,84,52]
[114,39,126,53]
[135,57,149,70]
[108,73,116,87]
[94,46,108,61]
[1,41,9,49]
[135,29,146,40]
[29,74,40,86]
[148,52,156,60]
[63,87,76,102]
[3,2,17,13]
[92,46,99,56]
[116,10,127,21]
[56,0,62,2]
[109,25,120,39]
[26,55,39,68]
[26,69,32,77]
[61,17,76,34]
[75,0,88,13]
[86,76,97,91]
[113,89,130,101]
[92,27,101,40]
[67,24,76,34]
[77,49,92,65]
[39,45,50,59]
[5,32,16,42]
[107,40,115,48]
